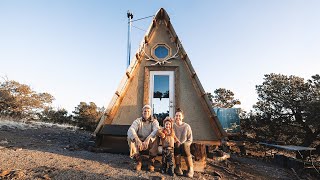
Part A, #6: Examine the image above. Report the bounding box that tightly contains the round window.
[154,45,169,59]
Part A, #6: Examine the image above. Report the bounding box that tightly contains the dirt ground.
[0,120,318,180]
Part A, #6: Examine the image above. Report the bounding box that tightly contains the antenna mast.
[127,11,133,67]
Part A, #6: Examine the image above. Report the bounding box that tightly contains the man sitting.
[127,105,160,171]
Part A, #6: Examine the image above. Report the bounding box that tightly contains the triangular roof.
[94,8,226,141]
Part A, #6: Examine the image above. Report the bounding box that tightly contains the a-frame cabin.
[94,8,226,151]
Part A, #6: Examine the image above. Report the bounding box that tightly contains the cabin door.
[149,71,175,125]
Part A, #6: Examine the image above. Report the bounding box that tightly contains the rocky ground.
[0,120,318,180]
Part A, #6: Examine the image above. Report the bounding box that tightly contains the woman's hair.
[176,108,184,115]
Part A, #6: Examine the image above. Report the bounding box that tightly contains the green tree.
[72,102,103,131]
[154,91,163,98]
[40,107,72,124]
[0,80,54,118]
[250,73,320,147]
[207,88,241,108]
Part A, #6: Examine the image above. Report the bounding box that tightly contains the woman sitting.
[173,108,194,178]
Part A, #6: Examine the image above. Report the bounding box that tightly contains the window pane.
[153,75,169,98]
[155,46,169,58]
[152,75,169,125]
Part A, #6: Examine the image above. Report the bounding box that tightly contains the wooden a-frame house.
[94,8,226,150]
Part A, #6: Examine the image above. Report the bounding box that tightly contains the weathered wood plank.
[90,135,129,154]
[191,143,207,161]
[99,125,130,136]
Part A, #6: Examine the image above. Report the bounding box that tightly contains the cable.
[130,15,154,22]
[132,25,147,32]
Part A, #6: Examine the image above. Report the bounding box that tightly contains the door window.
[149,71,174,125]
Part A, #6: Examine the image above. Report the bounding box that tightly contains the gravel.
[0,120,316,179]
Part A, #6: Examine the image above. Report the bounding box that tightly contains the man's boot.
[185,155,194,178]
[174,155,183,176]
[148,156,156,172]
[134,154,142,171]
[168,165,174,176]
[161,164,166,174]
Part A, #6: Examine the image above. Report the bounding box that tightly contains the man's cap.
[142,104,151,110]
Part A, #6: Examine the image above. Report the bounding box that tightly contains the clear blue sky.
[1,1,319,113]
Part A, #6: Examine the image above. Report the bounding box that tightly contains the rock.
[0,140,8,144]
[212,152,230,162]
[43,174,51,180]
[0,170,11,177]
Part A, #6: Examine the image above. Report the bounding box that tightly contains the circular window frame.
[152,44,171,60]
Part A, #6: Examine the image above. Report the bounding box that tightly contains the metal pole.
[127,11,133,67]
